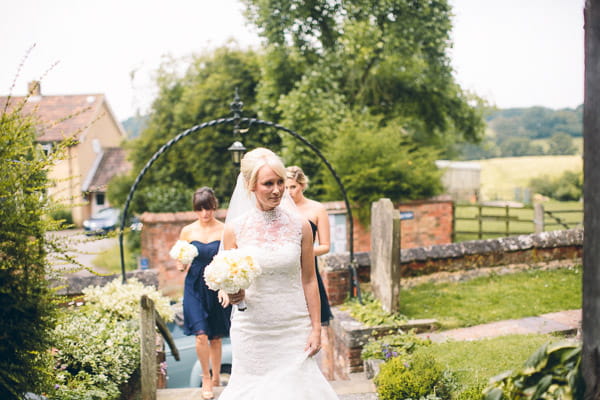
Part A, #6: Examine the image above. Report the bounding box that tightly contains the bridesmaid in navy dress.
[176,187,231,399]
[285,166,334,325]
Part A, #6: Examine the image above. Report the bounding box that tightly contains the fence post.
[505,205,510,237]
[534,203,545,234]
[370,199,401,313]
[478,204,483,239]
[140,295,157,400]
[451,202,456,243]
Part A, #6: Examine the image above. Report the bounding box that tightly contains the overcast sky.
[0,0,585,121]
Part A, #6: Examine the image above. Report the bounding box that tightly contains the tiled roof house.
[0,81,131,226]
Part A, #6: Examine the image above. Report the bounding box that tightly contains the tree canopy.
[111,1,485,214]
[109,47,282,213]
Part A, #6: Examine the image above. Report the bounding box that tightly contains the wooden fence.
[140,295,179,400]
[453,203,583,242]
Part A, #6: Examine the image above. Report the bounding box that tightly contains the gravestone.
[370,198,401,313]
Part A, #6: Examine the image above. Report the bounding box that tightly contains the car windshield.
[93,208,119,219]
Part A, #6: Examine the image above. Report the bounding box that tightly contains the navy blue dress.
[182,240,232,339]
[309,221,334,325]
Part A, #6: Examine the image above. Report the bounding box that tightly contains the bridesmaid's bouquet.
[204,249,261,311]
[169,240,198,268]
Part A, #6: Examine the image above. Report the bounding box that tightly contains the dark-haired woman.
[177,187,231,399]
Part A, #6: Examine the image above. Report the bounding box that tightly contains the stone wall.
[319,228,583,378]
[320,228,583,307]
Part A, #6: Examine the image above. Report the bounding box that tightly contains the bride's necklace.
[260,207,279,223]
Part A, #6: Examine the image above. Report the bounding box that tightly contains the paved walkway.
[157,309,581,400]
[157,373,377,400]
[422,309,581,342]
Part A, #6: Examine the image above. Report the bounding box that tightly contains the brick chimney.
[28,81,41,97]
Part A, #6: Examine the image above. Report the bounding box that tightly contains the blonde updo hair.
[240,148,287,192]
[286,165,309,189]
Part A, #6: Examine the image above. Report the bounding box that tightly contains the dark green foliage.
[375,353,455,400]
[483,341,584,399]
[361,331,431,361]
[0,100,60,398]
[244,0,484,204]
[547,132,577,155]
[487,106,582,140]
[108,47,282,213]
[324,115,443,223]
[498,137,545,157]
[529,170,583,201]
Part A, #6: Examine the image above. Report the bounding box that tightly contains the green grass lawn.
[92,242,138,274]
[399,265,582,330]
[416,334,566,394]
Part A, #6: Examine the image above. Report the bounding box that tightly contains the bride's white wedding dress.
[217,205,339,400]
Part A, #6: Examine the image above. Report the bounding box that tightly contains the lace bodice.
[232,206,303,250]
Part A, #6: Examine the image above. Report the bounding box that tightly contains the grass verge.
[399,265,582,330]
[92,243,138,274]
[416,333,566,393]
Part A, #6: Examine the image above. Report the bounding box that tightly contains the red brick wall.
[139,210,226,298]
[345,199,454,252]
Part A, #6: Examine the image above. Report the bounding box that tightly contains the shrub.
[47,205,74,229]
[375,353,456,400]
[342,292,407,326]
[361,332,432,361]
[50,278,173,399]
[529,169,582,201]
[82,277,174,322]
[51,310,140,400]
[0,89,74,398]
[482,340,584,400]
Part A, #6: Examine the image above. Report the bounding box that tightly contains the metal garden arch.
[118,92,361,300]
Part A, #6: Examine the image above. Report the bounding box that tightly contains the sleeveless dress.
[182,240,231,339]
[309,220,334,325]
[217,206,339,400]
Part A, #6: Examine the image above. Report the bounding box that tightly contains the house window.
[96,193,105,206]
[41,143,53,156]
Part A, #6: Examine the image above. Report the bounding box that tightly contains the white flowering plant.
[204,249,261,311]
[169,240,198,266]
[83,277,174,322]
[50,278,173,399]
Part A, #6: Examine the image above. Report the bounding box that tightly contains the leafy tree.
[499,137,544,157]
[108,46,282,214]
[324,114,443,223]
[242,0,484,203]
[0,98,66,398]
[529,169,583,201]
[487,105,582,140]
[547,132,577,155]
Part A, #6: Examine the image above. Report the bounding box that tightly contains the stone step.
[157,373,376,400]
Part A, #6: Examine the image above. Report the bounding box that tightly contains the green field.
[478,155,582,201]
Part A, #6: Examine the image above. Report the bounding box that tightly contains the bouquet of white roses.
[169,240,198,267]
[204,249,261,311]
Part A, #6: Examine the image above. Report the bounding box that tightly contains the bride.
[217,148,339,399]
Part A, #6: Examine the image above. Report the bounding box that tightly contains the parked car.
[83,207,121,235]
[165,308,232,388]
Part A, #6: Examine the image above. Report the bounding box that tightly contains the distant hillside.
[121,115,148,139]
[457,105,583,160]
[486,105,582,140]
